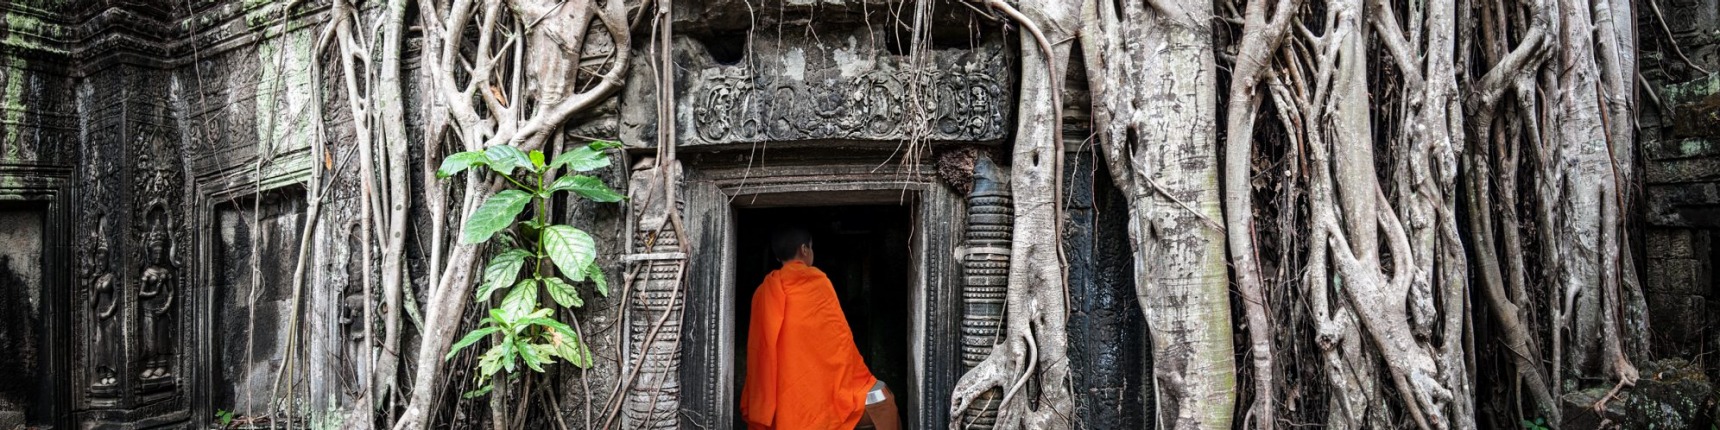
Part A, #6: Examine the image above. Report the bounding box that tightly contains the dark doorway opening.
[732,204,914,429]
[0,202,48,429]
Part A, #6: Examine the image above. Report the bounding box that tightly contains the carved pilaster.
[959,155,1010,428]
[132,126,183,396]
[85,214,122,399]
[623,159,685,430]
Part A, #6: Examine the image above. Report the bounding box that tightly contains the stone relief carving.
[137,204,177,384]
[959,155,1011,429]
[691,66,1006,144]
[86,214,121,396]
[133,130,182,391]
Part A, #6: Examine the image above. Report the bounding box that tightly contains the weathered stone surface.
[1646,157,1720,184]
[1645,138,1720,161]
[620,20,1014,148]
[1064,148,1148,429]
[1666,75,1720,141]
[1646,183,1720,227]
[1560,359,1717,430]
[1646,294,1709,345]
[1647,229,1697,259]
[1646,258,1706,295]
[0,209,45,428]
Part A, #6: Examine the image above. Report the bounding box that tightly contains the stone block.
[1560,359,1717,430]
[1646,185,1720,227]
[620,27,1016,148]
[1645,138,1720,161]
[1645,157,1720,184]
[1664,75,1720,140]
[1647,258,1706,294]
[1647,229,1697,258]
[1647,293,1709,344]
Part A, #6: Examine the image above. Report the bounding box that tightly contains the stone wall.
[1639,0,1720,382]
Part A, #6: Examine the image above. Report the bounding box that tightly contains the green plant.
[438,141,625,396]
[215,409,234,427]
[1521,417,1548,430]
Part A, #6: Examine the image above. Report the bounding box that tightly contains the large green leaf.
[528,149,546,170]
[501,278,539,318]
[518,340,548,372]
[476,249,533,302]
[446,326,500,360]
[478,343,506,376]
[519,316,574,336]
[436,151,488,178]
[485,145,535,175]
[541,225,596,275]
[551,331,588,367]
[461,190,532,244]
[560,329,594,368]
[547,141,618,172]
[543,276,584,308]
[548,175,624,202]
[500,339,518,373]
[587,263,609,297]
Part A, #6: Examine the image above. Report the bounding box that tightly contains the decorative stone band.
[621,252,688,262]
[690,68,1010,144]
[621,30,1016,147]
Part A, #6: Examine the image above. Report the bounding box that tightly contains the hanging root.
[948,334,1024,430]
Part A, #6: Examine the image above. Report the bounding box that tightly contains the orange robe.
[741,261,876,430]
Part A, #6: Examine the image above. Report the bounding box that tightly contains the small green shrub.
[438,141,625,396]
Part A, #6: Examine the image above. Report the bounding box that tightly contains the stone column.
[959,155,1010,429]
[623,159,684,430]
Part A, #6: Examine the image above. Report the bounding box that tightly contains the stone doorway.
[0,202,50,429]
[672,152,968,429]
[731,204,916,429]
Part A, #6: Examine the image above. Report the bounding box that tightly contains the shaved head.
[771,226,813,263]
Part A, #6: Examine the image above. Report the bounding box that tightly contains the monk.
[741,227,900,430]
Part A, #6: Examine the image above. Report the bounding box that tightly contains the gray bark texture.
[1079,0,1237,428]
[947,1,1079,429]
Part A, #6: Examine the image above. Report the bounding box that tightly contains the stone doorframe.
[0,164,74,429]
[674,155,966,429]
[186,162,313,426]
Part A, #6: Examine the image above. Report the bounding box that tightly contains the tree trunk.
[1079,1,1236,428]
[947,2,1078,428]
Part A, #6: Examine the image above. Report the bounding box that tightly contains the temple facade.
[0,0,1714,429]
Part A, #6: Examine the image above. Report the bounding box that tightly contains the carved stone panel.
[621,27,1014,147]
[86,214,123,398]
[132,124,186,397]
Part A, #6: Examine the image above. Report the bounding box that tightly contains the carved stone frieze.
[621,28,1014,147]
